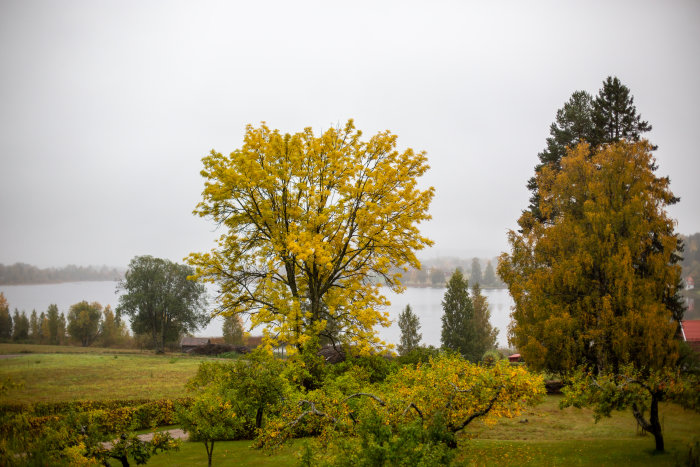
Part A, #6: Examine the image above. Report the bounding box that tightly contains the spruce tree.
[0,293,12,340]
[483,261,497,286]
[592,76,652,146]
[47,304,60,345]
[440,269,474,358]
[12,310,28,341]
[397,304,422,355]
[470,258,482,285]
[470,283,498,360]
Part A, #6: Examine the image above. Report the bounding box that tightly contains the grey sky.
[1,0,699,268]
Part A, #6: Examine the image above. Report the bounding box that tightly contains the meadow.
[1,344,698,466]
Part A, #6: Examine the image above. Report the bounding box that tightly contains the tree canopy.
[117,255,209,353]
[188,120,434,354]
[66,301,102,347]
[499,141,683,374]
[527,77,655,219]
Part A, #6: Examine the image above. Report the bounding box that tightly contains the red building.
[681,320,700,353]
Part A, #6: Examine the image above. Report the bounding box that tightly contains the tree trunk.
[205,440,214,467]
[256,407,264,429]
[632,396,664,452]
[649,394,664,452]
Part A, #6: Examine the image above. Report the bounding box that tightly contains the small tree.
[397,305,422,356]
[46,304,60,345]
[440,269,474,359]
[482,261,496,286]
[0,293,11,340]
[470,258,482,285]
[222,314,244,346]
[177,393,244,467]
[67,301,102,347]
[12,310,28,341]
[562,365,699,452]
[100,305,128,347]
[29,310,39,342]
[470,283,498,359]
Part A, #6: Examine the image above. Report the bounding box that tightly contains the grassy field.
[0,346,208,403]
[0,343,153,355]
[2,344,698,465]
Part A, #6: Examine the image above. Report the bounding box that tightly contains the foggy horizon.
[2,1,699,270]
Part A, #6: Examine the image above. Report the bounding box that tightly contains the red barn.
[681,320,700,353]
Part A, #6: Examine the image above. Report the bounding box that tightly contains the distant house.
[508,353,522,363]
[681,320,700,354]
[686,276,695,290]
[180,337,211,353]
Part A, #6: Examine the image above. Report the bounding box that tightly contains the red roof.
[682,320,700,342]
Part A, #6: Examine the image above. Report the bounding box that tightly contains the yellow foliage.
[188,120,434,352]
[499,141,682,373]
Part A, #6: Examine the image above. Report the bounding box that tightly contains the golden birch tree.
[188,120,434,353]
[499,141,683,374]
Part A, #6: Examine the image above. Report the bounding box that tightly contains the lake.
[0,282,514,348]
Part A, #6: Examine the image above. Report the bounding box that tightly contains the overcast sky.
[1,0,699,269]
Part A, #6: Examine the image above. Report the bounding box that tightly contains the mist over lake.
[0,282,514,348]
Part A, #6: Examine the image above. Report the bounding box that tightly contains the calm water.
[0,282,514,348]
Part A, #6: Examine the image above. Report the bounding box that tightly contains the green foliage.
[562,365,700,451]
[396,345,441,366]
[441,270,496,362]
[0,293,11,340]
[300,409,455,467]
[12,309,29,341]
[118,255,208,353]
[67,301,102,347]
[470,283,498,359]
[481,349,503,366]
[177,394,244,466]
[441,269,474,358]
[397,304,421,356]
[327,353,398,385]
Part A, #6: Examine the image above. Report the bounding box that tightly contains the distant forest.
[681,233,700,285]
[0,263,123,285]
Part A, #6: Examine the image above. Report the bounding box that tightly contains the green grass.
[0,342,148,355]
[2,344,698,465]
[128,440,299,467]
[0,351,207,403]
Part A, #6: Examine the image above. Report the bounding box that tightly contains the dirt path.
[102,429,188,449]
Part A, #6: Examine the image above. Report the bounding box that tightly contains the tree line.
[0,263,123,285]
[394,257,505,288]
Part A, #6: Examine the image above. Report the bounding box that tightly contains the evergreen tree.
[38,312,47,344]
[0,293,12,340]
[397,304,422,355]
[12,310,29,341]
[47,304,60,345]
[528,77,657,220]
[483,261,497,286]
[470,283,498,359]
[57,313,67,345]
[222,314,244,346]
[440,269,475,359]
[592,76,652,146]
[29,310,38,342]
[470,258,482,285]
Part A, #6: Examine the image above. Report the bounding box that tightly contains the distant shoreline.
[0,279,121,287]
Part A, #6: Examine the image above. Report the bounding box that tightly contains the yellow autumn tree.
[188,120,434,353]
[498,141,683,374]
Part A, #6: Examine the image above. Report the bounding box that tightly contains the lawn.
[2,344,698,465]
[0,350,208,403]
